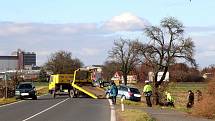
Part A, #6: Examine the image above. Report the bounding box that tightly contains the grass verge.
[0,98,17,105]
[116,109,154,121]
[116,99,146,107]
[37,87,48,96]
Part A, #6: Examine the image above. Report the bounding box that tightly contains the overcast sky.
[0,0,215,68]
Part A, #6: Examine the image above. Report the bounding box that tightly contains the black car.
[15,82,37,100]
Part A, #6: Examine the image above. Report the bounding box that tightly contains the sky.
[0,0,215,68]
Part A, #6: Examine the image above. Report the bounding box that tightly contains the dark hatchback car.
[15,82,37,100]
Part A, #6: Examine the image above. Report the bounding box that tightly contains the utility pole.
[4,72,8,98]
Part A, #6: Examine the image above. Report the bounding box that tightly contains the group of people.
[187,90,202,108]
[109,80,203,107]
[143,80,202,108]
[143,80,174,107]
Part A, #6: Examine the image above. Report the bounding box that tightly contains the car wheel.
[106,93,110,99]
[15,96,20,100]
[32,96,37,100]
[52,92,56,99]
[121,95,126,100]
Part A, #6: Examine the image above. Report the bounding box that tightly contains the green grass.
[117,109,154,121]
[116,99,146,107]
[167,82,207,112]
[133,82,207,112]
[168,82,207,93]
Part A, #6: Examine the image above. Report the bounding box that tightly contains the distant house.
[111,71,137,84]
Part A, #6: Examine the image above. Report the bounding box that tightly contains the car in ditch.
[106,84,141,101]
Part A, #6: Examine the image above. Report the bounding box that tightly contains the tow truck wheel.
[69,89,75,98]
[52,91,56,98]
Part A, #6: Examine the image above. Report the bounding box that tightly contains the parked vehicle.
[117,85,141,101]
[49,68,105,99]
[15,82,37,100]
[48,74,74,98]
[105,85,141,101]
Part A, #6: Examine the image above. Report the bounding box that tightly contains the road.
[0,95,111,121]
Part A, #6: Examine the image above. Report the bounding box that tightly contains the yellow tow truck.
[70,68,105,99]
[48,74,74,98]
[48,68,105,99]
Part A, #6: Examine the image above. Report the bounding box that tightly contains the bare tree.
[139,17,196,104]
[109,38,141,85]
[103,60,120,81]
[44,50,83,74]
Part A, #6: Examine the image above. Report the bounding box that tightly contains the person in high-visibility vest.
[165,91,174,107]
[143,80,152,107]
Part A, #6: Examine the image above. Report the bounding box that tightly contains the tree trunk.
[152,72,159,105]
[123,74,128,85]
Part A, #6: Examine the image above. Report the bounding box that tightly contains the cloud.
[79,48,100,56]
[0,22,99,37]
[102,12,150,32]
[1,13,215,68]
[186,26,215,36]
[0,20,117,66]
[190,34,215,68]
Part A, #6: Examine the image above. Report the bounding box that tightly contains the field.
[168,82,207,110]
[131,82,208,111]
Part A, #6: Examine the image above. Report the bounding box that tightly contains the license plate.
[21,93,29,96]
[134,94,141,97]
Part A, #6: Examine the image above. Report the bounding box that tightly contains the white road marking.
[22,98,69,121]
[108,99,116,121]
[0,94,48,108]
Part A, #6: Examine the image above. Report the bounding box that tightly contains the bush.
[192,78,215,119]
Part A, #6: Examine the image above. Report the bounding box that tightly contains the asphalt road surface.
[0,95,111,121]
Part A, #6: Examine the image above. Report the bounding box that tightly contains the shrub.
[192,78,215,119]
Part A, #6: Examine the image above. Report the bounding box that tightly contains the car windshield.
[18,84,32,89]
[130,88,140,94]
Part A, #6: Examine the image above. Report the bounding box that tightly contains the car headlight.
[15,91,20,95]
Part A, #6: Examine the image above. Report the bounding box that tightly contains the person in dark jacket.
[196,90,202,102]
[110,82,118,105]
[187,90,194,108]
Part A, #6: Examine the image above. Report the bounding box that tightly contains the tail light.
[128,92,133,96]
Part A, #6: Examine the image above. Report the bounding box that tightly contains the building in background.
[17,50,36,70]
[0,56,18,71]
[0,49,37,72]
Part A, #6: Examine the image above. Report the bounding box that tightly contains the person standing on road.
[187,90,194,108]
[165,91,175,107]
[110,82,118,105]
[143,80,152,107]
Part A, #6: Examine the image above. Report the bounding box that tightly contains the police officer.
[143,80,152,107]
[165,91,175,107]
